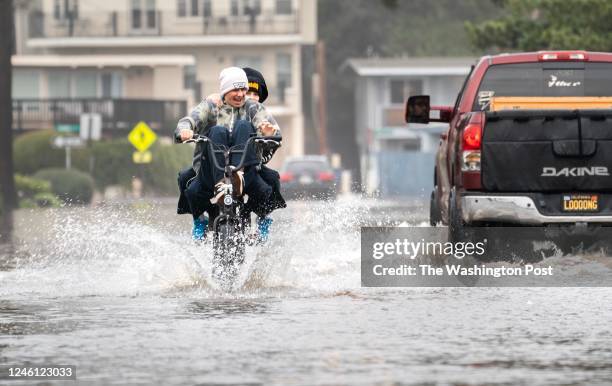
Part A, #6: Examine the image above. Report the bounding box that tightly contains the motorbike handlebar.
[183,135,208,144]
[254,135,283,144]
[183,134,282,172]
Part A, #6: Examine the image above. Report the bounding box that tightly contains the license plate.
[299,175,313,185]
[562,194,599,212]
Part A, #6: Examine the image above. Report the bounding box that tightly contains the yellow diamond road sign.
[128,121,157,152]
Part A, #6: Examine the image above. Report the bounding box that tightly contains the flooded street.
[2,198,612,385]
[7,0,612,384]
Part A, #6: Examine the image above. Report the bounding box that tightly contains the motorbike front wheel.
[212,217,246,288]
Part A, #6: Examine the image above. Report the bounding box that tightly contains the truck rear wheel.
[429,187,442,226]
[448,189,469,243]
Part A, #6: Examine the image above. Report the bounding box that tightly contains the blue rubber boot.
[257,217,273,244]
[192,215,208,241]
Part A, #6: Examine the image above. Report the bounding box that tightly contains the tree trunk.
[0,0,16,243]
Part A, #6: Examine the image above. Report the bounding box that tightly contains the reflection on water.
[185,300,271,319]
[0,301,84,336]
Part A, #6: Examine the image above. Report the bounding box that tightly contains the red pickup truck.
[406,51,612,243]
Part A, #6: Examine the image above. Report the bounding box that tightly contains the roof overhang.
[12,55,196,68]
[354,67,471,76]
[27,35,303,49]
[343,57,475,77]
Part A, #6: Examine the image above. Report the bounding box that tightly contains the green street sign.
[55,124,80,133]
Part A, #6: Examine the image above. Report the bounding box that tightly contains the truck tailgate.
[481,109,612,192]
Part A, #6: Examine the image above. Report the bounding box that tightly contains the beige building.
[13,0,317,163]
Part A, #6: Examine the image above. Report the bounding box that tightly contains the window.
[177,0,186,17]
[203,0,212,17]
[390,80,404,104]
[183,65,197,90]
[230,0,260,16]
[453,65,474,113]
[74,72,97,98]
[131,0,142,29]
[277,53,292,102]
[234,56,262,70]
[277,53,292,87]
[53,0,78,20]
[473,62,612,110]
[276,0,292,15]
[389,79,423,105]
[54,0,61,19]
[101,73,123,98]
[244,0,261,16]
[12,70,40,99]
[48,71,71,98]
[131,0,155,29]
[146,0,156,28]
[177,0,210,18]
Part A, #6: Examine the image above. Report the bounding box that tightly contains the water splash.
[4,197,608,299]
[0,197,375,299]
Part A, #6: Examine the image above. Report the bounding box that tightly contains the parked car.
[406,51,612,251]
[280,155,337,200]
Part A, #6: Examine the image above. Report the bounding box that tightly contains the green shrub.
[14,131,191,197]
[90,140,192,195]
[13,130,89,175]
[34,168,94,204]
[19,193,62,208]
[15,174,51,196]
[90,139,134,189]
[141,142,193,195]
[14,174,62,208]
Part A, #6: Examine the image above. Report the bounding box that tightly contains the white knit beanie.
[219,67,248,98]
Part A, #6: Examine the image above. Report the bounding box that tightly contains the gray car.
[280,156,337,200]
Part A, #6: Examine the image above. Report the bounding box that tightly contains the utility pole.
[0,0,17,243]
[316,41,329,155]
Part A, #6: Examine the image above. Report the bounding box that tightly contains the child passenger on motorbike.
[175,66,285,241]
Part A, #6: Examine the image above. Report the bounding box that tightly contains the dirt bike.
[185,133,282,287]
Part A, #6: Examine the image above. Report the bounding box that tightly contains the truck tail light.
[461,113,484,190]
[462,124,482,150]
[462,150,481,172]
[538,51,588,61]
[461,122,482,172]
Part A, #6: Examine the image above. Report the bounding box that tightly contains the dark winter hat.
[243,67,268,103]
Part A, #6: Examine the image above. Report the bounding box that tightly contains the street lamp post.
[0,0,17,243]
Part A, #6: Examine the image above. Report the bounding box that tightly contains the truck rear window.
[473,62,612,110]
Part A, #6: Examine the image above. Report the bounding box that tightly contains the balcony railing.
[13,99,187,137]
[28,8,299,39]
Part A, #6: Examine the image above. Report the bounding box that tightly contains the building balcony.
[13,98,187,137]
[27,8,300,47]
